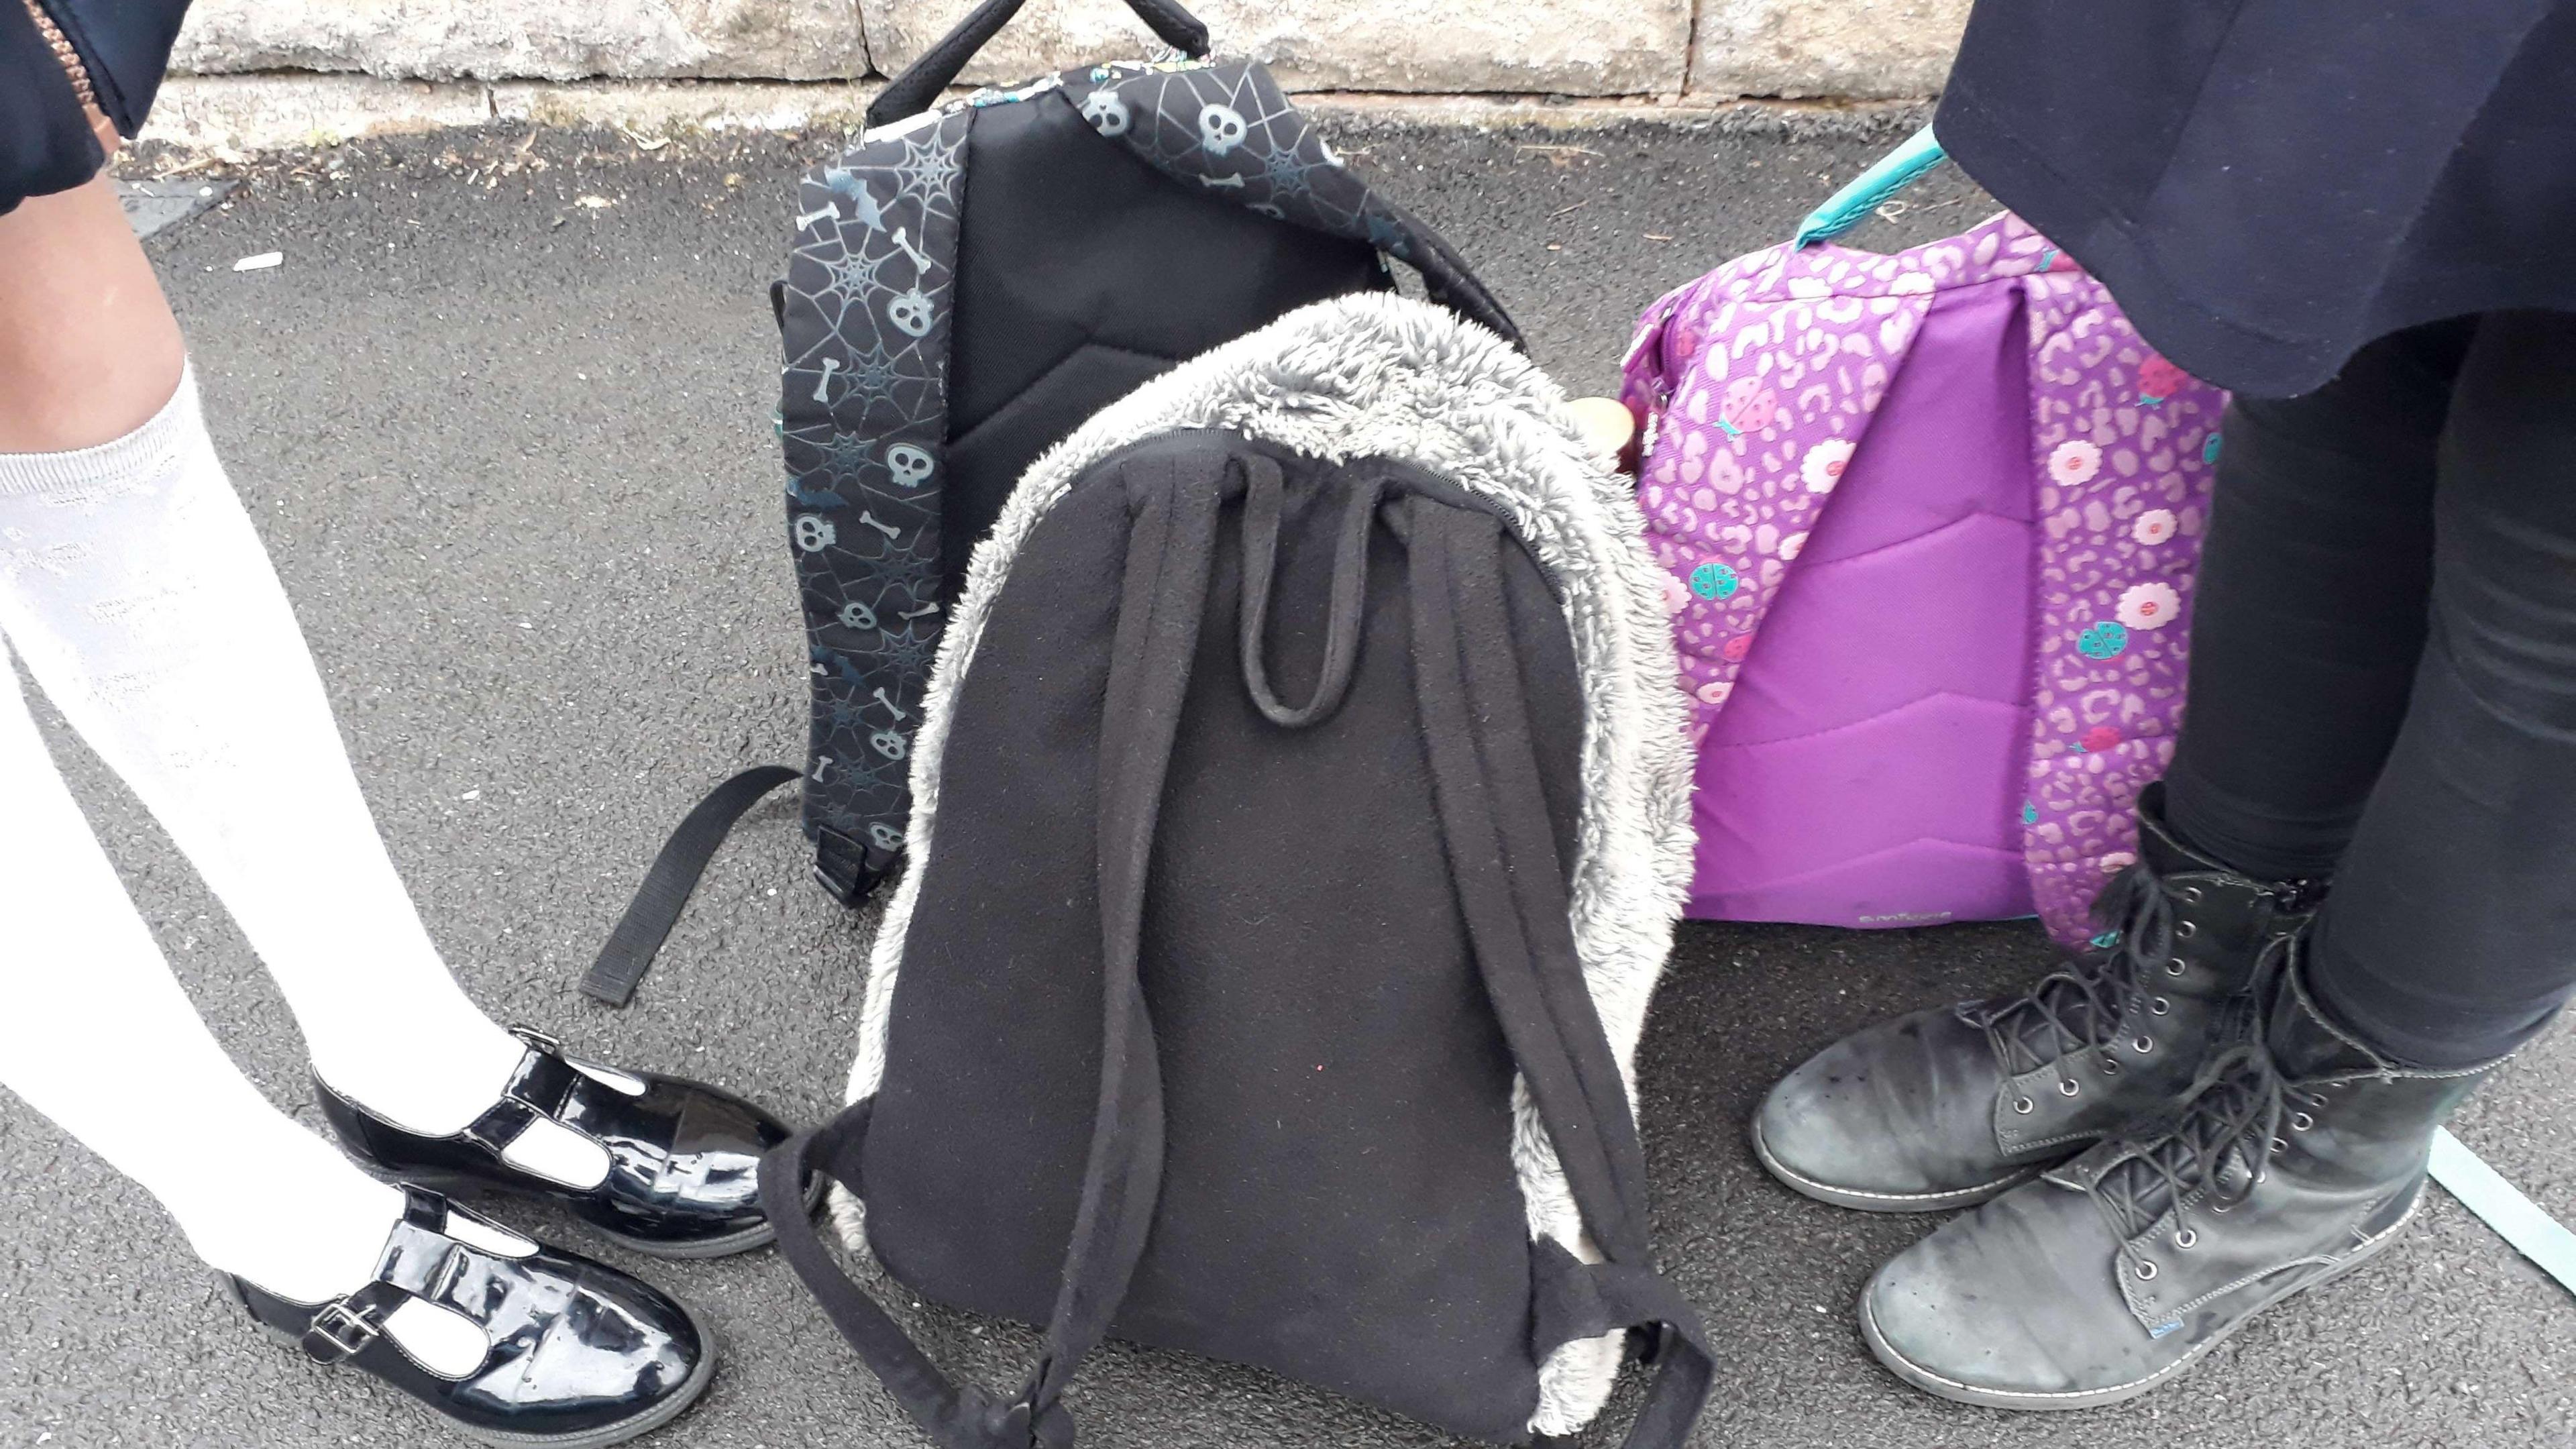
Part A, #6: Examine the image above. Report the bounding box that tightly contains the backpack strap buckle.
[812,826,898,908]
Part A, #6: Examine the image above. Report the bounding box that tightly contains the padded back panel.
[1690,282,2038,926]
[942,90,1388,590]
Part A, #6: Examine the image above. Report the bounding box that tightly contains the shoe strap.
[301,1188,482,1366]
[458,1032,600,1165]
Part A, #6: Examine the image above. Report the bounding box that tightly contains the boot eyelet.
[2059,1079,2081,1097]
[2167,957,2189,977]
[2178,886,2206,904]
[2099,1056,2121,1075]
[2175,1229,2198,1249]
[2211,1200,2233,1214]
[2133,1035,2155,1054]
[2151,998,2171,1016]
[2015,1097,2036,1114]
[2271,1138,2290,1155]
[2175,921,2198,940]
[2135,1259,2159,1281]
[2291,1112,2315,1131]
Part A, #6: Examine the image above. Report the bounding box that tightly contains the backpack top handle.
[1792,121,1945,248]
[868,0,1214,129]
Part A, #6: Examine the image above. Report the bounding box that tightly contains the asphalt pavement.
[1,115,2568,1449]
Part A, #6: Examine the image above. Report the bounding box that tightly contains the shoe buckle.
[302,1299,383,1362]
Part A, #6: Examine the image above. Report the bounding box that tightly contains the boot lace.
[1957,863,2178,1075]
[2086,1042,2286,1238]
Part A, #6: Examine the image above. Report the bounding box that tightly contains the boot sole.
[229,1280,719,1448]
[350,1160,828,1260]
[1858,1191,2421,1410]
[1749,1116,2041,1214]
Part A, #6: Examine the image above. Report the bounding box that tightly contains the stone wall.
[168,0,1970,99]
[1692,0,1970,99]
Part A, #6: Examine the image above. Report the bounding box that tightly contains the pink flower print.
[1722,633,1754,663]
[2049,439,2103,486]
[2133,509,2178,545]
[2116,582,2182,631]
[1778,531,1809,561]
[1801,438,1856,494]
[1696,680,1734,706]
[1661,576,1693,614]
[1671,324,1703,366]
[2137,354,2190,405]
[2082,725,2123,753]
[1718,377,1778,441]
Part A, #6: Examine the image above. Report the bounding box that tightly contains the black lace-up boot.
[1752,786,2319,1211]
[1860,939,2508,1409]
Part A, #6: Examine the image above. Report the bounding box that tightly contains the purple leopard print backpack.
[1621,155,2226,949]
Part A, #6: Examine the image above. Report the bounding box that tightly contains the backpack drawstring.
[1236,455,1385,729]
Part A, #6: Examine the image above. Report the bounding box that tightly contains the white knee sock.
[0,370,580,1164]
[0,640,405,1304]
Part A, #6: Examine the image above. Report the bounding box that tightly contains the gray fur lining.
[834,293,1694,1436]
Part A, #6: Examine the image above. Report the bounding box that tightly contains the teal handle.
[1792,123,1945,248]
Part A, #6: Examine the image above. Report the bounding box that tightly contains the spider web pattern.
[777,109,971,854]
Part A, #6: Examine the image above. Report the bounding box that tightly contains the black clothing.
[1939,1,2576,398]
[2165,313,2576,1067]
[2161,321,2474,880]
[1,0,193,213]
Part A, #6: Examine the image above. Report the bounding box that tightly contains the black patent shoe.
[228,1185,713,1447]
[319,1026,810,1258]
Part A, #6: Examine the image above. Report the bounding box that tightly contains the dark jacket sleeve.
[0,0,107,217]
[47,0,195,138]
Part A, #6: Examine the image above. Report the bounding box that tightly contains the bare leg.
[0,174,182,451]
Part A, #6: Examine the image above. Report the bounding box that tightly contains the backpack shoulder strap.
[1065,61,1523,349]
[580,765,801,1006]
[1403,496,1711,1448]
[781,108,974,907]
[762,1112,1077,1449]
[2015,268,2218,947]
[1633,271,1937,739]
[761,446,1231,1449]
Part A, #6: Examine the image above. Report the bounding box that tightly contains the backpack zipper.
[18,0,101,119]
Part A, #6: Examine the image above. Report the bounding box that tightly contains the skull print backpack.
[1619,127,2226,950]
[574,0,1519,1009]
[771,0,1517,912]
[757,292,1711,1449]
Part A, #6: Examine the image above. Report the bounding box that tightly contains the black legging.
[2163,311,2576,1069]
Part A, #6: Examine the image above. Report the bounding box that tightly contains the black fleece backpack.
[775,0,1519,912]
[753,294,1711,1449]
